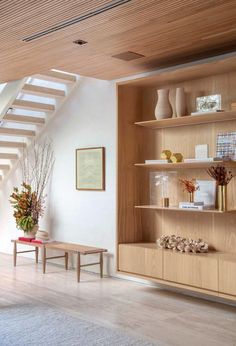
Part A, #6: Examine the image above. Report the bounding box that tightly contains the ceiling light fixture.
[112,51,145,61]
[22,0,131,42]
[73,39,88,46]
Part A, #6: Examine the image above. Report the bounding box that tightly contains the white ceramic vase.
[24,224,38,238]
[155,89,173,120]
[176,87,186,117]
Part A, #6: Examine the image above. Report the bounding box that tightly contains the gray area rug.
[0,304,157,346]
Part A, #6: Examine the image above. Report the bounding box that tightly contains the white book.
[191,110,223,116]
[145,159,169,164]
[184,158,214,162]
[179,201,204,206]
[180,205,204,210]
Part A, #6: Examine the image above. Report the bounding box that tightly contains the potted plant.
[207,165,234,211]
[10,139,54,237]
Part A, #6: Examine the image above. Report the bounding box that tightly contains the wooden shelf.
[135,205,236,213]
[135,160,236,170]
[135,111,236,130]
[120,242,220,257]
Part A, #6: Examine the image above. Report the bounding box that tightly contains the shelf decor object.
[170,152,183,163]
[216,132,236,160]
[176,87,186,117]
[207,165,234,211]
[76,147,105,191]
[154,89,172,119]
[179,178,199,203]
[157,234,209,253]
[155,174,170,207]
[161,149,172,160]
[195,180,216,209]
[196,94,221,113]
[195,144,208,159]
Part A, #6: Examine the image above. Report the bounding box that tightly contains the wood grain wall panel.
[118,67,236,255]
[119,243,163,278]
[219,255,236,295]
[117,85,143,243]
[1,1,236,81]
[163,251,218,291]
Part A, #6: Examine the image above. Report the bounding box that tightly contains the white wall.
[0,76,117,275]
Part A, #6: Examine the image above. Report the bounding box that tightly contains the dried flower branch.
[179,178,199,193]
[10,138,55,231]
[207,165,234,186]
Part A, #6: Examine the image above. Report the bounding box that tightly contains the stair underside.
[4,114,45,125]
[0,69,78,183]
[12,99,55,112]
[22,84,65,98]
[33,70,77,83]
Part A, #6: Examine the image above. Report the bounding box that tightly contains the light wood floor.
[1,253,236,346]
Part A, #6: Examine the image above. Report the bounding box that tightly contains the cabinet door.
[119,244,163,279]
[163,251,218,291]
[219,258,236,296]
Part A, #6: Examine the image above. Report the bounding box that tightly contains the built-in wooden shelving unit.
[135,205,236,213]
[135,111,236,130]
[135,160,236,170]
[117,56,236,302]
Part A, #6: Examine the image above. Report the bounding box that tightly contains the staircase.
[0,70,78,182]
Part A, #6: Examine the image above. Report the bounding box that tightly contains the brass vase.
[189,192,194,203]
[162,197,169,207]
[217,185,227,211]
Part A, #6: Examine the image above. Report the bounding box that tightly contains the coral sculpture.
[157,234,209,253]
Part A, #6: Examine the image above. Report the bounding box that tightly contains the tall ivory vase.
[155,89,173,120]
[176,87,186,117]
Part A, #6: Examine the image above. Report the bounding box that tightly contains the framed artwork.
[76,147,105,190]
[196,94,221,113]
[216,132,236,159]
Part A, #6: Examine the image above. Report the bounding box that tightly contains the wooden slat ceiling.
[1,0,236,82]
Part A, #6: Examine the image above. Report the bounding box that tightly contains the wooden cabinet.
[119,243,163,279]
[163,251,218,291]
[117,56,236,302]
[219,255,236,296]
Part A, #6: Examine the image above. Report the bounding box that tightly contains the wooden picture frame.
[76,147,105,191]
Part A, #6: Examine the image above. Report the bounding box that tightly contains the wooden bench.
[11,240,107,282]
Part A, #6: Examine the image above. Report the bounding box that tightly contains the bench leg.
[13,241,17,267]
[65,252,69,270]
[77,253,81,282]
[43,246,46,274]
[35,247,39,264]
[100,252,103,278]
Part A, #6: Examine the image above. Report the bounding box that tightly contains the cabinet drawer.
[219,257,236,296]
[119,243,163,279]
[163,251,218,291]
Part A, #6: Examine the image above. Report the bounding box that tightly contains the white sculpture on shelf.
[157,234,209,253]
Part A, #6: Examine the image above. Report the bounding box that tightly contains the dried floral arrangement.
[207,165,234,186]
[10,183,44,232]
[10,139,54,233]
[157,234,209,253]
[179,178,199,193]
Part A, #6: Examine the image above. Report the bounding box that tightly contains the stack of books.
[18,237,35,242]
[179,201,204,210]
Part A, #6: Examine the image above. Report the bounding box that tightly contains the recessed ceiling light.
[73,39,87,46]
